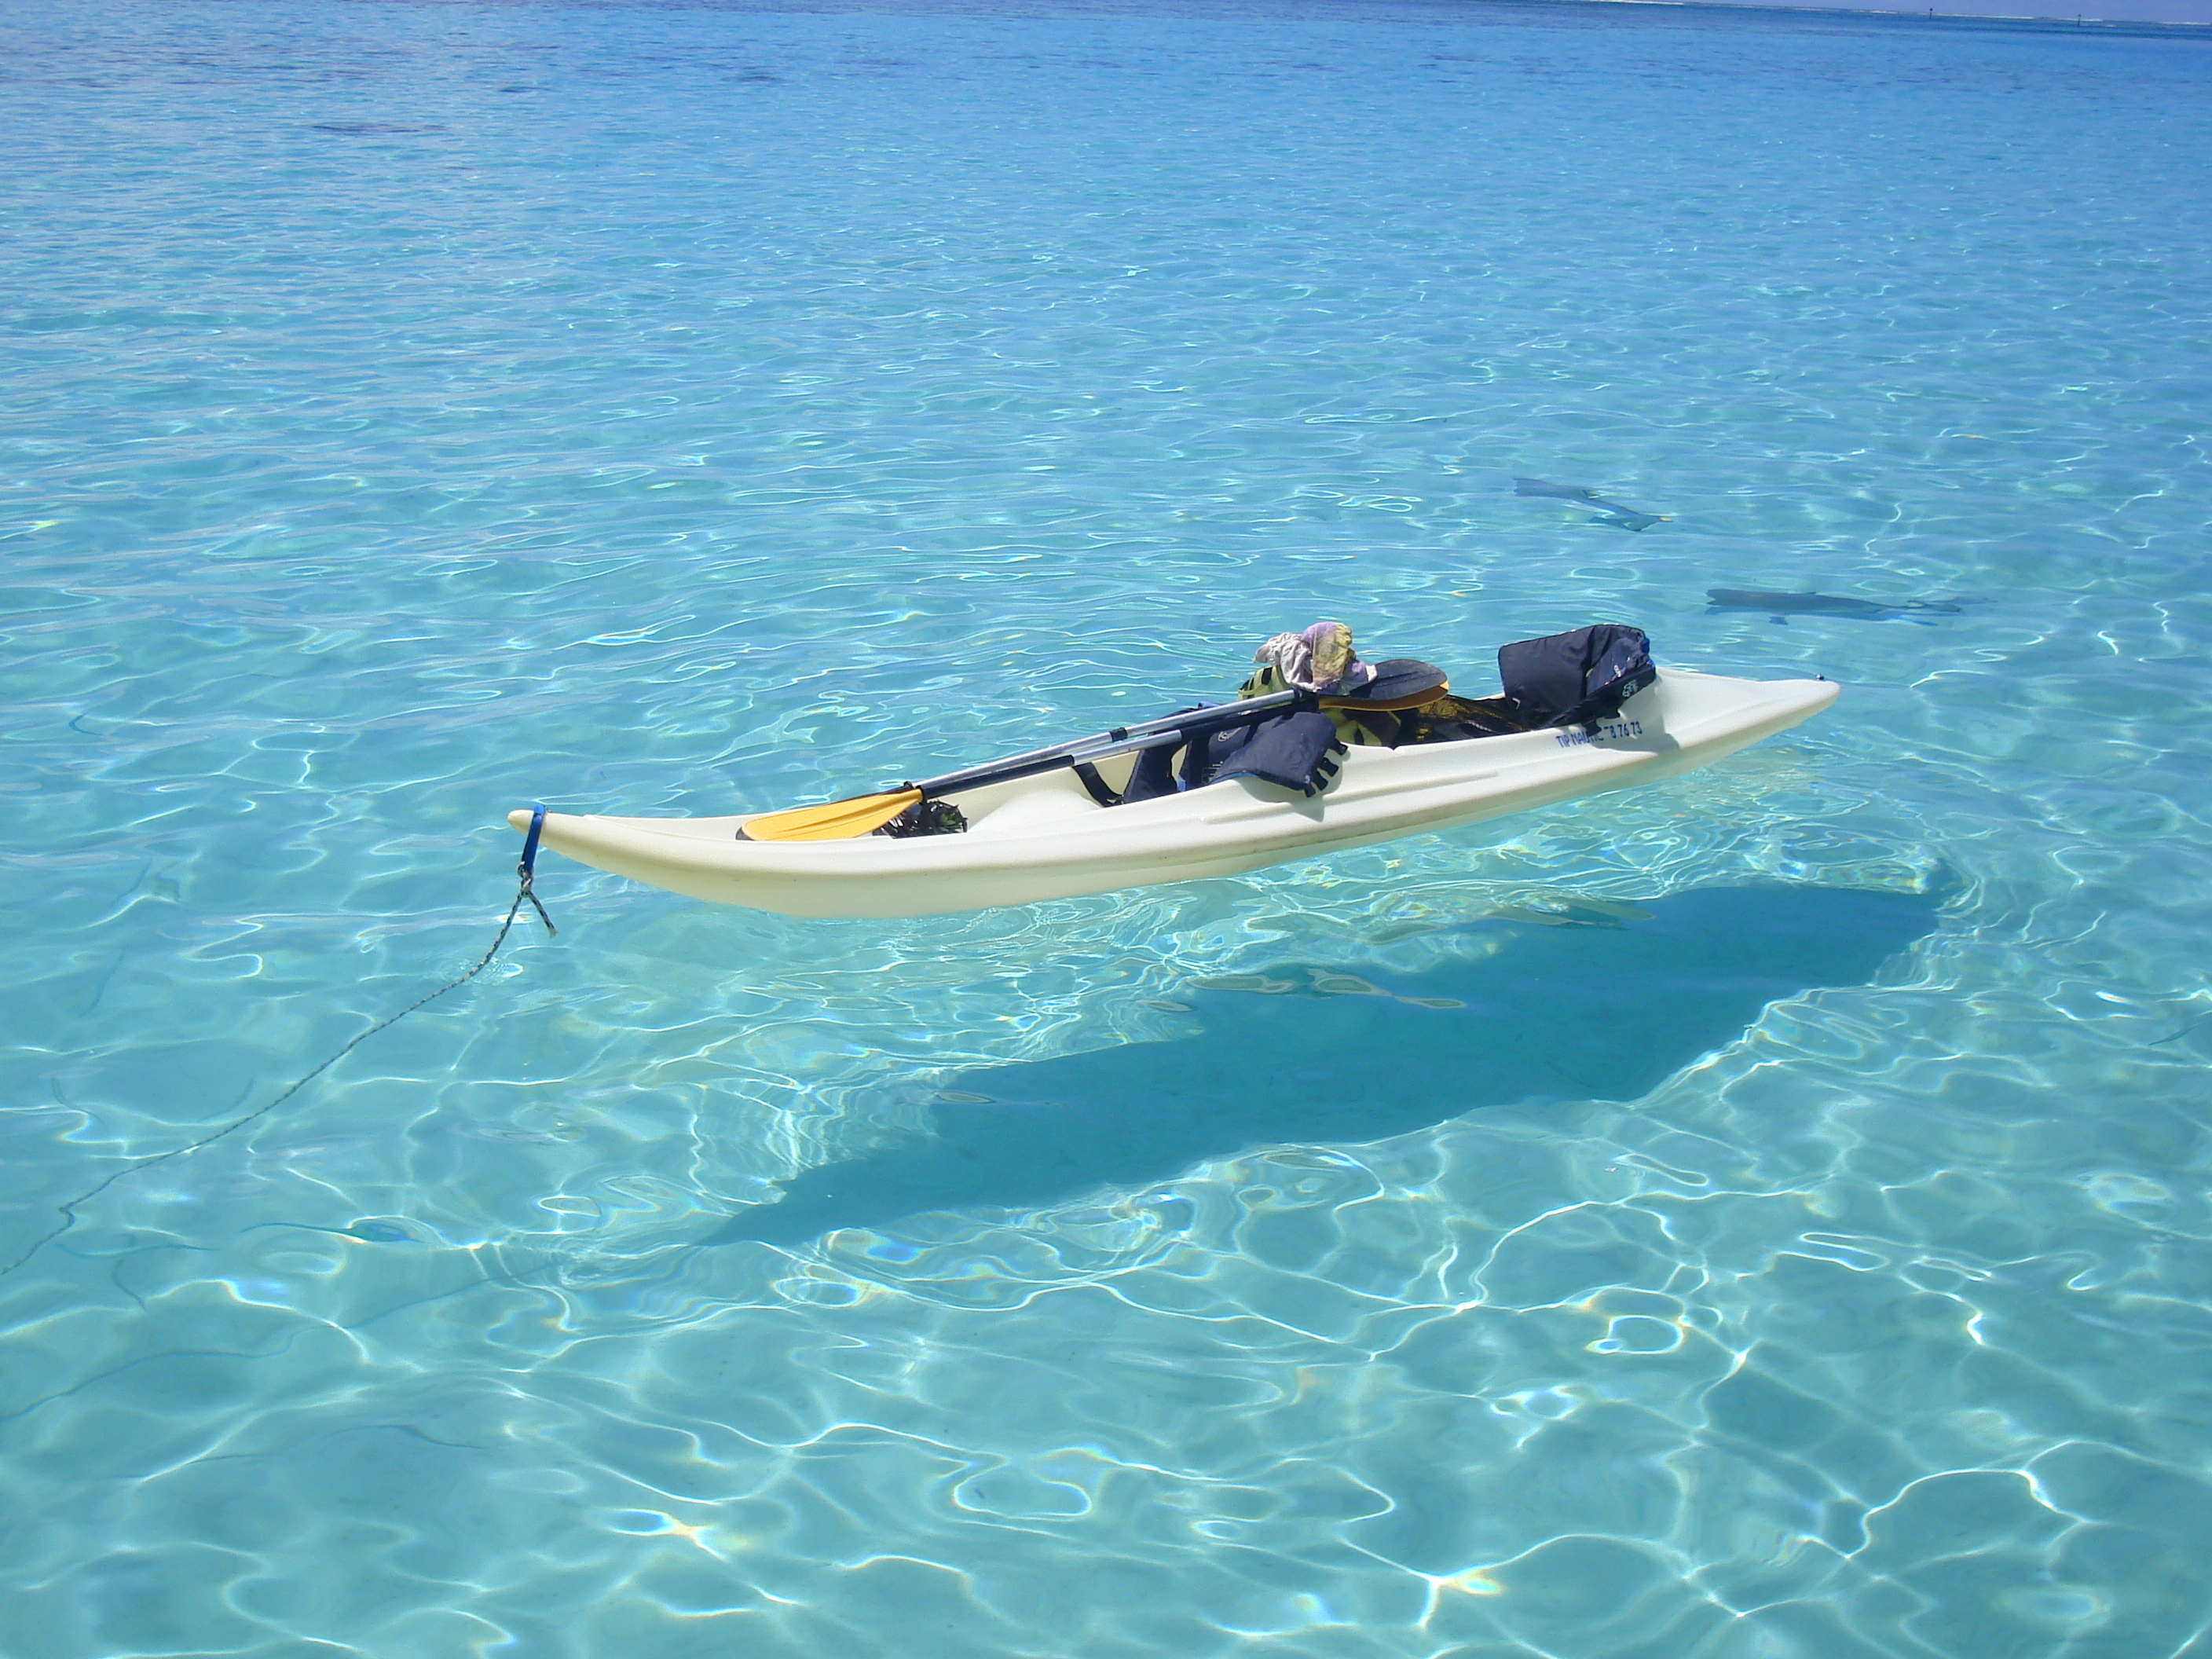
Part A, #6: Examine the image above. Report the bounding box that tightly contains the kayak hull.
[508,668,1837,918]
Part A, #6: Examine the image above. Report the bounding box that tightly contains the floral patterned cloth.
[1248,620,1379,694]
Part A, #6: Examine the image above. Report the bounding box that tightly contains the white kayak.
[507,666,1837,919]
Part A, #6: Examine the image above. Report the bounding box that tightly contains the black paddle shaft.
[911,690,1309,801]
[898,657,1447,804]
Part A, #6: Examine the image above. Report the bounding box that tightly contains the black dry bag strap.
[1069,760,1122,807]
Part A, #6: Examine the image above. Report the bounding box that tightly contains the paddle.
[740,659,1448,842]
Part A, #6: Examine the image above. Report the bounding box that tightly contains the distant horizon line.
[304,0,2212,39]
[1544,0,2209,29]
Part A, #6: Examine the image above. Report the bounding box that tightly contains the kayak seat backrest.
[1498,624,1656,729]
[1115,705,1213,805]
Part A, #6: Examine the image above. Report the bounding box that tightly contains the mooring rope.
[0,809,558,1283]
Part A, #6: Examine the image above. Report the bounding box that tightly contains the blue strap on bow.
[517,804,557,934]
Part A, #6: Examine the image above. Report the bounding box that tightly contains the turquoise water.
[6,0,2212,1653]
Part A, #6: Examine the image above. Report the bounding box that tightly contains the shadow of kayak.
[709,883,1938,1247]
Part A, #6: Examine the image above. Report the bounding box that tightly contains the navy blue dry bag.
[1497,624,1656,729]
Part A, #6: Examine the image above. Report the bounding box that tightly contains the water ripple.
[5,0,2212,1654]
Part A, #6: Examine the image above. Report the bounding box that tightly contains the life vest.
[1113,699,1347,803]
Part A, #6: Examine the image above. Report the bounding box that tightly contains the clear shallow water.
[5,0,2211,1653]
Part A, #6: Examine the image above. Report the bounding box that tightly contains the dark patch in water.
[1514,476,1667,533]
[311,122,449,135]
[711,883,1937,1247]
[1707,588,1976,624]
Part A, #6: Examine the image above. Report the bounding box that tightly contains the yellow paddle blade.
[739,787,923,842]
